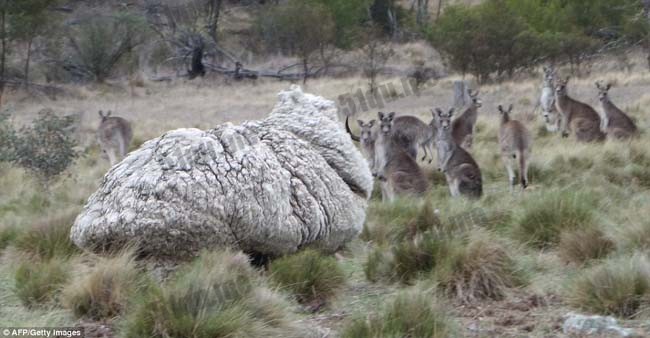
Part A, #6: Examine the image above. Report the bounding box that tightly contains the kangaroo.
[540,66,560,132]
[97,110,133,166]
[595,82,638,140]
[392,114,436,163]
[345,117,377,168]
[432,108,482,199]
[554,77,605,143]
[498,104,532,190]
[451,89,481,149]
[373,111,429,202]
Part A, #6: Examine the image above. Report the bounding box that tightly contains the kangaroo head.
[498,104,514,122]
[378,111,395,135]
[595,81,611,102]
[357,119,376,141]
[432,108,454,133]
[98,110,112,121]
[469,89,482,108]
[555,76,569,96]
[543,66,556,84]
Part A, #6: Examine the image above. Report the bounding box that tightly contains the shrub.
[512,189,597,248]
[15,210,80,259]
[568,255,650,318]
[12,110,79,186]
[433,231,525,302]
[14,258,69,307]
[341,288,456,338]
[62,250,145,320]
[269,249,345,305]
[120,250,308,337]
[0,112,16,163]
[558,227,614,264]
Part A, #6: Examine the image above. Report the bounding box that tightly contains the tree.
[360,25,393,93]
[258,0,335,83]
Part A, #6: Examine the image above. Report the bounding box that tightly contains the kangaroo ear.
[606,83,611,91]
[388,112,395,120]
[595,82,601,89]
[106,111,112,117]
[564,76,570,83]
[543,66,548,72]
[98,110,104,118]
[378,111,384,119]
[471,90,479,98]
[498,105,504,113]
[508,104,514,113]
[435,108,443,116]
[448,108,455,116]
[357,120,364,127]
[368,119,376,127]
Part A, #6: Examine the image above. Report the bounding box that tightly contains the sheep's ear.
[357,120,364,127]
[508,104,514,113]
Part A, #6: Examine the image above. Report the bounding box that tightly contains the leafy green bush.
[120,250,309,338]
[341,288,456,338]
[12,110,79,186]
[62,250,146,320]
[15,210,80,259]
[269,249,345,305]
[568,254,650,318]
[14,258,69,307]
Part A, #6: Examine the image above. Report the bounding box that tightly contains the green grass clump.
[364,246,395,283]
[269,249,345,305]
[15,210,79,259]
[568,254,650,318]
[433,231,525,302]
[121,250,307,338]
[512,189,597,248]
[62,250,146,320]
[0,226,19,251]
[558,227,614,264]
[14,258,69,307]
[341,288,455,338]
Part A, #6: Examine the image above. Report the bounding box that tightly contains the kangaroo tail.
[517,149,527,188]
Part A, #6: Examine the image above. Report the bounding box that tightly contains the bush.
[62,250,145,320]
[0,112,16,163]
[12,110,79,186]
[269,249,345,305]
[14,258,69,307]
[341,288,456,338]
[512,189,597,248]
[15,210,80,259]
[558,227,614,264]
[568,255,650,318]
[121,250,308,338]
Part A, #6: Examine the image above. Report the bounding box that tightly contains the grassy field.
[2,51,650,336]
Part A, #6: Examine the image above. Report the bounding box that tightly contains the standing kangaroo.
[373,112,429,202]
[540,66,560,132]
[555,77,605,142]
[498,105,532,190]
[595,82,638,140]
[392,114,436,163]
[345,117,377,168]
[452,89,481,149]
[97,110,133,166]
[432,108,482,199]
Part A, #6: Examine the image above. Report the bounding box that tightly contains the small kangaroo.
[373,112,429,202]
[97,110,133,166]
[452,89,481,149]
[595,82,638,140]
[554,77,605,142]
[498,104,532,190]
[432,108,482,199]
[345,117,377,168]
[392,114,436,163]
[540,66,560,132]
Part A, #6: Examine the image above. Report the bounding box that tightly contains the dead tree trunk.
[453,81,470,109]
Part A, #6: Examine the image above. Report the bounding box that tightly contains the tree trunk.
[24,36,33,86]
[0,1,6,107]
[436,0,443,19]
[453,81,469,109]
[302,57,308,84]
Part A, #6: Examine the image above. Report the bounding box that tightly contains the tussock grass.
[14,258,69,307]
[0,226,19,251]
[433,230,525,302]
[341,288,456,338]
[14,210,79,259]
[512,189,598,248]
[62,250,146,320]
[269,249,345,305]
[567,254,650,318]
[120,250,308,338]
[558,227,615,265]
